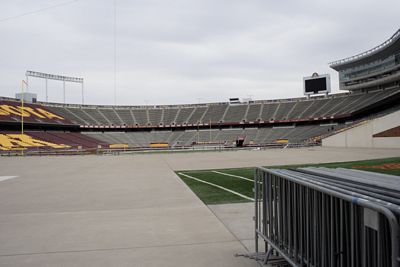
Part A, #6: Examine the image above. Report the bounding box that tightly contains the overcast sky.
[0,0,399,105]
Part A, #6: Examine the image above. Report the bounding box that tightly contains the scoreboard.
[303,73,331,95]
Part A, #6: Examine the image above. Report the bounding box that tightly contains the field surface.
[177,157,400,204]
[1,147,400,266]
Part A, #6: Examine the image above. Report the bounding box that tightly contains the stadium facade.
[1,29,399,154]
[329,28,400,91]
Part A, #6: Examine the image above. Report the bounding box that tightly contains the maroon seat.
[0,131,109,151]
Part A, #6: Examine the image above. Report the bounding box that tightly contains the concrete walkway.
[0,156,258,267]
[209,203,256,252]
[0,147,399,266]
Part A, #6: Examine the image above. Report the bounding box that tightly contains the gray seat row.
[83,124,343,147]
[47,88,398,126]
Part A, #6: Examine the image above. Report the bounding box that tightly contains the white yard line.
[178,173,254,201]
[212,170,253,182]
[0,176,18,182]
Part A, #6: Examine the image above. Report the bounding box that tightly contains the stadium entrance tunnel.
[236,138,244,147]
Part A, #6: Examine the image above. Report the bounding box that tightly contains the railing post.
[254,168,259,254]
[250,167,400,267]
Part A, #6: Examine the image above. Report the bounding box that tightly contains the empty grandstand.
[42,88,398,127]
[0,131,106,153]
[1,85,399,153]
[1,29,400,153]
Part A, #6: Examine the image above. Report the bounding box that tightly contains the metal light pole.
[21,80,28,156]
[113,0,117,105]
[25,71,84,103]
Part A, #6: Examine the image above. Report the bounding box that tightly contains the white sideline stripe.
[212,171,253,182]
[0,176,18,182]
[179,173,254,201]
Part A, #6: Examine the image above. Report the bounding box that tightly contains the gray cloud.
[0,0,399,105]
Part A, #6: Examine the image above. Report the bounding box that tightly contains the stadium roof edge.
[329,28,400,70]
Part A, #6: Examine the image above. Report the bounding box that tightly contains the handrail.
[253,167,400,266]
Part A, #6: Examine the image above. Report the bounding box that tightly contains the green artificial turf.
[181,171,253,197]
[265,157,400,176]
[176,157,400,205]
[177,172,251,205]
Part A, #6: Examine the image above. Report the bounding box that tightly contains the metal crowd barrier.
[252,167,400,267]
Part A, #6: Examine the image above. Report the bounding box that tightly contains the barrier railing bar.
[254,167,400,267]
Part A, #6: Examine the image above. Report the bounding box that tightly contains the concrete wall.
[322,110,400,148]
